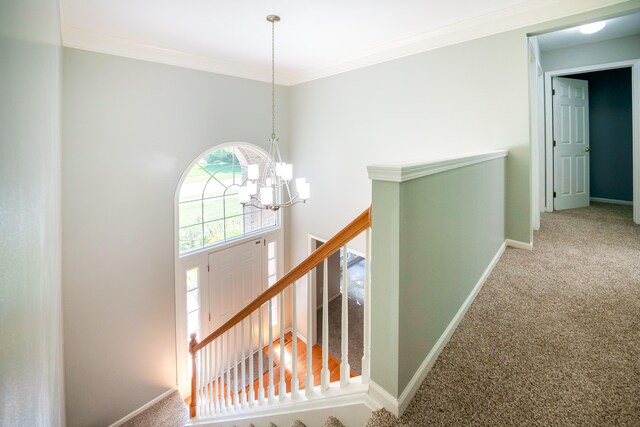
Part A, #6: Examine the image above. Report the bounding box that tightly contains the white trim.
[187,378,379,426]
[368,380,399,416]
[61,0,629,86]
[367,150,508,183]
[108,388,177,427]
[590,197,633,205]
[506,239,534,250]
[543,60,639,224]
[368,242,507,417]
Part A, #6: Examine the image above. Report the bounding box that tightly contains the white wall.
[62,48,289,427]
[541,33,640,71]
[288,28,532,270]
[0,0,64,425]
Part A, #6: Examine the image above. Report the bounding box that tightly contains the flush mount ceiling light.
[579,21,606,34]
[237,15,310,211]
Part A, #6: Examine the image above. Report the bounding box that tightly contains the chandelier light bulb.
[260,187,274,206]
[247,182,258,195]
[248,164,259,180]
[238,186,251,203]
[282,164,293,181]
[299,182,310,200]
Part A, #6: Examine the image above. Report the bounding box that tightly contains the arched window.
[178,144,276,254]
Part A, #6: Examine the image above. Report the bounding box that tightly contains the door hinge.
[553,140,556,147]
[209,313,211,322]
[552,89,556,96]
[553,191,557,198]
[207,264,210,272]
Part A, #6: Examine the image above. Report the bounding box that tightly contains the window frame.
[175,142,281,258]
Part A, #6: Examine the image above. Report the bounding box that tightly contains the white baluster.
[214,339,219,413]
[249,312,255,406]
[362,228,371,384]
[204,344,210,416]
[291,281,299,399]
[226,331,232,410]
[340,245,351,388]
[321,259,330,392]
[279,291,286,401]
[196,351,201,416]
[241,319,247,407]
[258,306,265,404]
[233,325,239,410]
[306,271,313,396]
[219,336,226,412]
[268,299,275,403]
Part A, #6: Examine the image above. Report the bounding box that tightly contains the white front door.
[553,77,590,210]
[208,238,264,333]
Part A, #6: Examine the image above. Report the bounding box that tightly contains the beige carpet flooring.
[121,390,188,427]
[367,203,640,426]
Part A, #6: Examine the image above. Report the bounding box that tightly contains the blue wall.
[569,68,633,202]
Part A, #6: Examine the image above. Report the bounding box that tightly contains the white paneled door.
[208,239,264,332]
[553,77,590,210]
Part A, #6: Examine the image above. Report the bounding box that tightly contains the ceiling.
[60,0,633,85]
[536,10,640,51]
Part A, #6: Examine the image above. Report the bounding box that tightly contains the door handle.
[584,147,591,153]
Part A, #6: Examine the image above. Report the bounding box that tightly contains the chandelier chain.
[271,17,276,140]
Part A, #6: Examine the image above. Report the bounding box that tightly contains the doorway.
[310,237,365,375]
[543,60,640,223]
[208,238,264,332]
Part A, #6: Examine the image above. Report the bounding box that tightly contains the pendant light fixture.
[237,15,310,211]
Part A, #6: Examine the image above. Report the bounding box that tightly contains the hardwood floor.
[188,332,356,406]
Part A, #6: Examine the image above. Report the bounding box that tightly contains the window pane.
[268,275,276,286]
[203,177,225,199]
[186,267,199,291]
[179,224,203,253]
[263,209,276,228]
[268,258,276,275]
[180,165,210,203]
[187,288,199,313]
[203,196,224,222]
[244,210,262,234]
[204,220,224,245]
[224,194,243,218]
[268,241,276,259]
[225,215,244,239]
[178,145,281,253]
[179,200,203,228]
[188,310,199,336]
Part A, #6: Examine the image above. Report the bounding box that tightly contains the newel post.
[189,333,198,418]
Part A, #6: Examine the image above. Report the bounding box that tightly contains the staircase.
[187,208,374,426]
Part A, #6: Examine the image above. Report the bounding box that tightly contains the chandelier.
[238,15,310,211]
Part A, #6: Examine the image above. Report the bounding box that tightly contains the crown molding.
[60,0,628,87]
[367,150,509,183]
[60,25,294,85]
[288,0,629,85]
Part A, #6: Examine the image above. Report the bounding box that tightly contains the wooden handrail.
[191,207,371,354]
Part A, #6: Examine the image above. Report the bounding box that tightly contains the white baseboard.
[109,387,177,427]
[369,242,507,417]
[506,239,533,250]
[590,197,633,206]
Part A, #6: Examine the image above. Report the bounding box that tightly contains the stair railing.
[189,207,371,418]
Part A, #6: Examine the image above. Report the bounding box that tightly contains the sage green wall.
[0,0,64,425]
[370,158,506,397]
[62,48,289,427]
[398,159,505,392]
